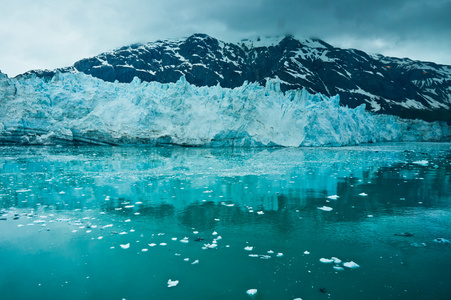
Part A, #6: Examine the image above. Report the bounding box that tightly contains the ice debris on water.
[413,160,429,166]
[167,279,179,288]
[246,289,258,296]
[433,238,450,244]
[343,261,360,268]
[317,206,333,211]
[120,243,130,249]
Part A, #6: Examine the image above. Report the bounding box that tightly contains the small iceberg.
[317,206,333,211]
[343,261,360,268]
[167,279,179,288]
[413,160,429,166]
[433,238,450,244]
[120,243,130,249]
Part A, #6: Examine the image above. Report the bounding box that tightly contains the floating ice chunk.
[167,279,179,288]
[246,289,258,296]
[359,193,368,196]
[413,160,429,166]
[331,257,342,264]
[303,251,310,255]
[203,243,217,249]
[120,243,130,249]
[433,238,450,244]
[320,258,334,263]
[317,206,333,211]
[327,195,339,200]
[343,261,360,268]
[411,243,427,247]
[244,246,253,251]
[191,260,199,265]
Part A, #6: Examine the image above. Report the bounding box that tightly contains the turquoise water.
[0,143,450,299]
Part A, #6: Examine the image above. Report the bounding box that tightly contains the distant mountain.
[20,33,451,122]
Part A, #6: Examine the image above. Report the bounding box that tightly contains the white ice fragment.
[244,246,253,251]
[343,261,360,268]
[120,243,130,249]
[433,238,450,244]
[320,258,334,263]
[317,206,333,211]
[331,257,342,264]
[167,279,179,288]
[246,289,258,296]
[413,160,429,166]
[327,195,339,200]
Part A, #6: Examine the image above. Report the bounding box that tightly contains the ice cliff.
[0,71,449,146]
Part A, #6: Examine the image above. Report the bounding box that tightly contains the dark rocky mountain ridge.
[19,33,451,122]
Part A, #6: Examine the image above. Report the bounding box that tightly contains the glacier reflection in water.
[0,143,450,300]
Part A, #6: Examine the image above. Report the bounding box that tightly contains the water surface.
[0,143,450,299]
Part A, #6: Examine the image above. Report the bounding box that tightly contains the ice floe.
[317,206,333,211]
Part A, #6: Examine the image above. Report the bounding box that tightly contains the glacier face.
[0,71,449,146]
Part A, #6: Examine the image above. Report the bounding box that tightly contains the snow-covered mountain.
[0,71,449,146]
[20,33,451,123]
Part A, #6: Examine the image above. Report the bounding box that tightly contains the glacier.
[0,71,449,146]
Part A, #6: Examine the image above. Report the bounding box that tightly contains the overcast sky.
[1,0,450,77]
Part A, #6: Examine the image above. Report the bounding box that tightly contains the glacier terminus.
[0,71,449,147]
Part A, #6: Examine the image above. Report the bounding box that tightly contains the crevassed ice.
[0,72,449,146]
